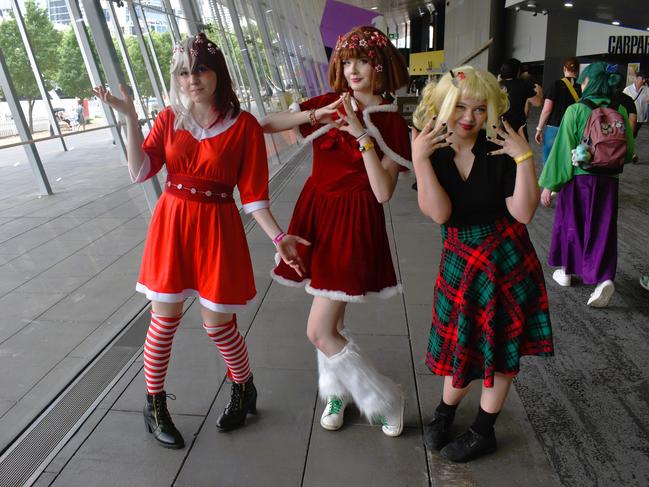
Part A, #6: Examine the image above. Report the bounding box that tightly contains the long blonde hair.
[412,66,509,138]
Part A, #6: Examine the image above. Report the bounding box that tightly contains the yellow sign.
[409,50,445,75]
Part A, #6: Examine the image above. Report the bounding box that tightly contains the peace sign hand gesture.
[92,83,136,117]
[412,117,452,163]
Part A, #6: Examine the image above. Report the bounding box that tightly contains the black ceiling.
[506,0,649,33]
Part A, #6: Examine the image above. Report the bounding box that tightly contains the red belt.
[165,174,234,203]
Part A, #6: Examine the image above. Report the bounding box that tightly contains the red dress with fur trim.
[272,93,411,302]
[134,108,269,313]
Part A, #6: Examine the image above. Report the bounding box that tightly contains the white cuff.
[130,154,151,183]
[242,200,270,214]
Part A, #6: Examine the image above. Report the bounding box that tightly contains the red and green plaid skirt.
[425,217,553,388]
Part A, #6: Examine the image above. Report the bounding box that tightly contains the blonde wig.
[412,65,509,138]
[168,34,240,131]
[329,26,409,95]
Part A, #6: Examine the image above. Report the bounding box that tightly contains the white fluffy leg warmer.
[325,342,401,422]
[317,349,349,401]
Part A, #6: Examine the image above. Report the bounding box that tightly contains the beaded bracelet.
[514,150,534,164]
[308,109,318,126]
[272,231,287,245]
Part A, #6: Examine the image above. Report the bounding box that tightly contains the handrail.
[0,119,147,150]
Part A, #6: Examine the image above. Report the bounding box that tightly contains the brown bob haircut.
[328,26,409,95]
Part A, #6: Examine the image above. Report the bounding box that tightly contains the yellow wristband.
[359,141,375,153]
[514,150,534,164]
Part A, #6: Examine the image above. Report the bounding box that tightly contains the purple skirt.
[548,174,619,285]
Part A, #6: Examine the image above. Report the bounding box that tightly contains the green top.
[538,97,635,191]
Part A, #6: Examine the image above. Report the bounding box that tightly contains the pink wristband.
[273,232,286,245]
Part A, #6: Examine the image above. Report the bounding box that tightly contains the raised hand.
[334,93,365,138]
[277,234,311,277]
[92,83,136,116]
[314,97,344,125]
[487,119,532,160]
[412,116,451,162]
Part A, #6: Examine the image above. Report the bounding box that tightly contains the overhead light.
[646,27,649,31]
[526,1,536,7]
[541,9,547,14]
[265,8,272,13]
[563,2,573,7]
[612,20,620,25]
[515,6,520,11]
[370,6,378,10]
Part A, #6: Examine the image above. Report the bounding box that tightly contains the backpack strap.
[580,98,598,110]
[562,77,580,102]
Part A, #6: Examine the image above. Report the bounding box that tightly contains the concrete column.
[542,10,579,89]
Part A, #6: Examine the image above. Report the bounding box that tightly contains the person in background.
[539,62,635,308]
[535,57,581,166]
[623,70,648,138]
[499,58,543,141]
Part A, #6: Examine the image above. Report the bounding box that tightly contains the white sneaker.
[587,280,615,307]
[320,396,346,431]
[552,268,572,287]
[640,275,649,292]
[380,390,405,437]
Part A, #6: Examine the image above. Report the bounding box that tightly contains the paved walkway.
[0,115,648,486]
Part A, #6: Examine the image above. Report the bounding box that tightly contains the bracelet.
[535,126,544,132]
[355,131,368,141]
[308,109,318,126]
[514,150,534,164]
[272,231,286,245]
[359,141,375,153]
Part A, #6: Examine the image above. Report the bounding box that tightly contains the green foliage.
[56,27,92,98]
[0,0,62,100]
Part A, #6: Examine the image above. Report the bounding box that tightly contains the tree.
[56,27,92,99]
[0,0,62,131]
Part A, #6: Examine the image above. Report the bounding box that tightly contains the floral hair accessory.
[375,64,383,73]
[456,71,466,80]
[173,44,184,53]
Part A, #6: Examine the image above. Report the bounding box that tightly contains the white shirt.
[623,83,649,122]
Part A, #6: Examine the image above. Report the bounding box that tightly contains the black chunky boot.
[143,392,185,449]
[216,375,257,431]
[423,410,454,451]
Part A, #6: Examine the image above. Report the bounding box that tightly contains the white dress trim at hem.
[269,270,402,303]
[135,282,253,313]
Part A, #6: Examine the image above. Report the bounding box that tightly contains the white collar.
[184,111,240,141]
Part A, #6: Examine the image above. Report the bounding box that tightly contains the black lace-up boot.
[143,392,185,449]
[216,375,257,431]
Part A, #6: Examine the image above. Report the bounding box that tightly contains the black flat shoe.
[216,375,257,431]
[423,411,454,451]
[143,392,185,449]
[440,428,496,462]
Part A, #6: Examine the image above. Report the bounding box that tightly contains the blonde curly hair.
[412,65,509,139]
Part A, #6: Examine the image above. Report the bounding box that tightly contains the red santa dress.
[271,93,411,302]
[133,108,269,313]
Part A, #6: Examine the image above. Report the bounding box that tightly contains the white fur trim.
[242,200,270,214]
[288,102,301,113]
[305,283,402,303]
[132,154,151,183]
[135,282,253,313]
[363,104,413,169]
[269,269,307,288]
[301,123,336,145]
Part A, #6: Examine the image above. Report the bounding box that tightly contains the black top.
[501,78,536,134]
[430,131,517,227]
[545,77,582,126]
[616,92,636,115]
